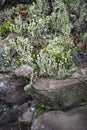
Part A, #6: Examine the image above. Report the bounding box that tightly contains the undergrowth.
[0,2,78,79]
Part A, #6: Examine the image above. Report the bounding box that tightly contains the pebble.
[0,82,5,88]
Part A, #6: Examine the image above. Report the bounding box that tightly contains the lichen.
[0,2,77,79]
[36,35,77,79]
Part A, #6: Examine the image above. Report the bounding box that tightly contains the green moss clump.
[0,22,13,36]
[35,105,47,116]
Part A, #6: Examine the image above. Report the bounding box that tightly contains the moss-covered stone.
[25,68,87,110]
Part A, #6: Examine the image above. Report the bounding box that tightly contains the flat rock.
[18,109,33,123]
[31,107,87,130]
[14,65,33,78]
[26,67,87,110]
[18,101,37,123]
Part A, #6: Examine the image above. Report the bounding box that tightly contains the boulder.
[18,107,34,124]
[0,123,29,130]
[25,67,87,110]
[0,73,30,105]
[0,108,20,125]
[0,101,36,129]
[14,65,33,78]
[31,107,87,130]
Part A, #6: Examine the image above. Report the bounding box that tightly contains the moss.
[35,105,48,116]
[0,22,13,37]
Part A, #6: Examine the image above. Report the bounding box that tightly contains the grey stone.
[14,65,33,78]
[0,73,28,104]
[31,107,87,130]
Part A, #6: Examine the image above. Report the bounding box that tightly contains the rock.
[71,67,87,78]
[0,101,35,125]
[0,108,20,125]
[18,101,37,124]
[14,65,33,78]
[18,102,30,113]
[15,93,32,106]
[18,108,33,124]
[0,82,5,89]
[0,73,30,105]
[31,107,87,130]
[0,122,29,130]
[26,69,87,110]
[0,104,9,115]
[73,53,87,68]
[0,102,35,129]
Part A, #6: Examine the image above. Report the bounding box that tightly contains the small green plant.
[0,22,13,36]
[35,105,47,116]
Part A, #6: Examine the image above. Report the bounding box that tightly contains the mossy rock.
[25,67,87,110]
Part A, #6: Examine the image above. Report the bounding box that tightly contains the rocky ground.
[0,1,87,130]
[0,75,36,129]
[0,62,87,130]
[0,20,87,130]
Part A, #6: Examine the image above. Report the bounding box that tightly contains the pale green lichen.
[36,35,77,79]
[82,33,87,43]
[3,36,34,67]
[1,2,77,79]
